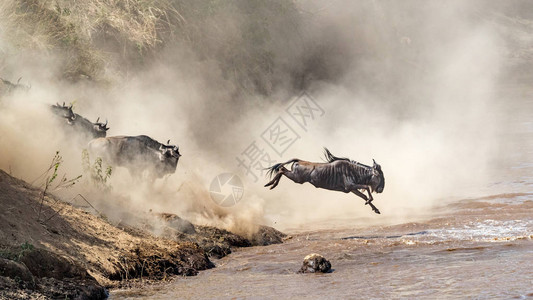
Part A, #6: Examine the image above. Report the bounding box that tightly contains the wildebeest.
[0,77,31,95]
[265,148,385,214]
[87,135,181,178]
[50,102,75,121]
[50,102,109,139]
[71,114,109,139]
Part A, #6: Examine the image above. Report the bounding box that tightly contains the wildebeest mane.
[323,148,371,168]
[323,147,350,163]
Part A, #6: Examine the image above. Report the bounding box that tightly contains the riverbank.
[0,169,285,299]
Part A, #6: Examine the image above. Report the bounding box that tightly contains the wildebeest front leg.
[351,188,380,215]
[351,189,369,202]
[367,201,380,214]
[352,185,373,204]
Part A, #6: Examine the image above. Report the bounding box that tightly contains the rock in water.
[299,253,331,273]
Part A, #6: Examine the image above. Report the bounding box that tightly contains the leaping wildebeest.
[88,135,181,179]
[265,148,385,214]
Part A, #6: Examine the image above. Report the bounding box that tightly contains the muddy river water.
[113,196,532,299]
[112,86,532,299]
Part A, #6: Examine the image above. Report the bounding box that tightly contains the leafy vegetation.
[0,242,35,261]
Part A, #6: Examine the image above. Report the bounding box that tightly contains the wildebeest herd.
[51,103,109,139]
[0,73,387,213]
[50,102,182,179]
[50,101,385,213]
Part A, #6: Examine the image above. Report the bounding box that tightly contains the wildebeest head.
[51,102,75,121]
[371,159,385,193]
[93,117,109,137]
[158,140,181,167]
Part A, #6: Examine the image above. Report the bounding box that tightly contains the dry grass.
[0,0,184,80]
[0,0,105,80]
[0,0,301,93]
[58,0,184,52]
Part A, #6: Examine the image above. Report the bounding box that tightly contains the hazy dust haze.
[0,0,516,235]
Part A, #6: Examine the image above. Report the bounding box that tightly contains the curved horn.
[96,117,100,123]
[17,77,22,84]
[373,159,377,165]
[104,119,108,126]
[167,139,170,145]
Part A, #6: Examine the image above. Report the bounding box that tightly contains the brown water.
[112,86,533,299]
[112,196,532,299]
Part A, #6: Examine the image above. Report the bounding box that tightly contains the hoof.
[374,209,381,214]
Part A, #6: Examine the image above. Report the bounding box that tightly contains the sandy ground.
[0,169,284,299]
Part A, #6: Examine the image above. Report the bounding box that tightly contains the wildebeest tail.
[265,159,299,178]
[265,163,283,178]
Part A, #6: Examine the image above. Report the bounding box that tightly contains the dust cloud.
[0,1,512,234]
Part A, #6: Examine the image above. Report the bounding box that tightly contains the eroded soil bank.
[0,169,284,299]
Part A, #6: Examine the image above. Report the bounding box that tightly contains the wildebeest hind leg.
[264,172,282,189]
[270,175,282,189]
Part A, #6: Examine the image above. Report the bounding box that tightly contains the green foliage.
[43,151,82,190]
[0,242,35,261]
[19,241,34,255]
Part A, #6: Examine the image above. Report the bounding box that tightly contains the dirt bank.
[0,169,284,299]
